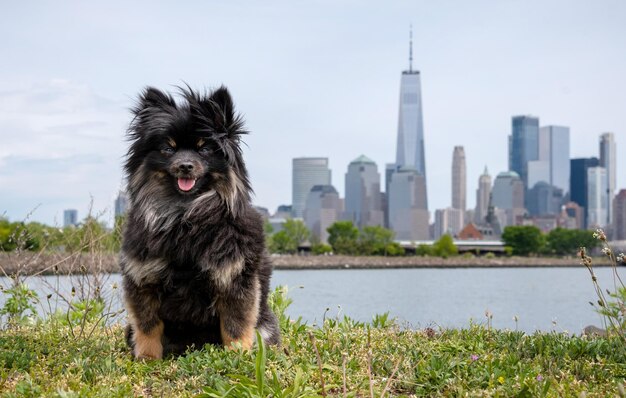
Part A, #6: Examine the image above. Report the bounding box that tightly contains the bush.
[501,226,544,256]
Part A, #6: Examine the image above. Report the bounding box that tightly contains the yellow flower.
[498,376,505,384]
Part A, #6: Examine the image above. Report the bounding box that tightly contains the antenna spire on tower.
[409,24,413,72]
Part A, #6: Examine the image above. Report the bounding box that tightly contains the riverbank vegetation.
[0,215,603,261]
[1,286,625,397]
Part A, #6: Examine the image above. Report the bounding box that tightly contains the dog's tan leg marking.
[220,319,256,351]
[219,278,261,351]
[132,320,164,360]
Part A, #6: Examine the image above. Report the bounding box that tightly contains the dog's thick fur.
[120,86,280,359]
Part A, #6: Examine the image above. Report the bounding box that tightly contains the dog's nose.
[178,163,194,173]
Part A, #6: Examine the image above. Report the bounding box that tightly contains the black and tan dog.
[121,86,280,359]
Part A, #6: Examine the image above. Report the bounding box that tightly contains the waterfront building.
[614,190,626,240]
[509,115,539,187]
[526,181,563,217]
[63,209,78,227]
[388,167,429,240]
[562,202,584,230]
[451,146,466,215]
[344,155,384,228]
[600,133,617,225]
[303,185,343,244]
[114,191,128,218]
[540,126,570,196]
[434,207,463,239]
[570,157,600,228]
[491,171,525,227]
[587,166,608,228]
[292,157,331,218]
[474,166,492,224]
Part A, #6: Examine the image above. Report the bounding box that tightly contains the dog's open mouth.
[177,178,196,192]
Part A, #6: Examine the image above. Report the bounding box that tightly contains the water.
[1,267,621,333]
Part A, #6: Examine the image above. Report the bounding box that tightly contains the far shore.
[0,252,615,276]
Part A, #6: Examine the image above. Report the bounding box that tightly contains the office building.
[526,181,563,217]
[600,133,617,225]
[474,167,492,224]
[509,115,539,187]
[492,171,525,227]
[63,209,78,227]
[570,157,599,228]
[388,167,429,240]
[394,28,428,207]
[303,185,343,244]
[292,157,331,218]
[587,166,608,228]
[434,207,463,239]
[613,190,626,240]
[562,202,584,230]
[451,146,466,213]
[114,191,128,218]
[345,155,384,228]
[541,126,570,195]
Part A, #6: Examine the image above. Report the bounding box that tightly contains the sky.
[1,1,625,227]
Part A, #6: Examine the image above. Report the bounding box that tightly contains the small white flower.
[602,247,612,256]
[617,253,625,263]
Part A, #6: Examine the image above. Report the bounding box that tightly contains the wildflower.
[593,229,607,241]
[536,374,543,382]
[617,253,625,264]
[601,247,612,257]
[470,354,479,362]
[498,376,505,384]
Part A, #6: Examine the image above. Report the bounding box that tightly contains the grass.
[0,288,625,397]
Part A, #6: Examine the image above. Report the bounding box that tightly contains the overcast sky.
[1,1,625,226]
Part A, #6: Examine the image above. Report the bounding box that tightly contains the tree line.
[1,216,598,258]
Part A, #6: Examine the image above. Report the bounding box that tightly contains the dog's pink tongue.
[177,178,196,191]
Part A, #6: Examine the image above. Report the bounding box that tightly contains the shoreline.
[0,252,614,275]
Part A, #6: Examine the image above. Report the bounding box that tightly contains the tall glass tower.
[292,157,331,218]
[509,115,539,188]
[394,27,427,209]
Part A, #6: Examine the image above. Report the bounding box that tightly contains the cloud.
[0,80,128,225]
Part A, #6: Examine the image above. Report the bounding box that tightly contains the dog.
[120,86,280,359]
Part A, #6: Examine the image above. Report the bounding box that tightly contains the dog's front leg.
[216,273,261,350]
[123,277,164,359]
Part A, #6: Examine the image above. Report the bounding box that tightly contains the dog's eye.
[162,147,175,155]
[198,146,212,156]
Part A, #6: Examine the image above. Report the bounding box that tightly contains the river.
[1,267,621,333]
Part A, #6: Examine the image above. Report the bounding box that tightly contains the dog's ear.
[207,86,235,129]
[134,87,177,116]
[190,86,245,138]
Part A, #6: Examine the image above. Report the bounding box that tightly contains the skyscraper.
[292,157,331,218]
[613,190,626,240]
[451,146,466,213]
[491,171,525,227]
[304,185,343,243]
[387,28,429,238]
[570,157,599,228]
[527,125,570,197]
[63,209,78,227]
[474,166,492,224]
[344,155,384,228]
[587,166,608,228]
[388,167,429,240]
[114,191,128,218]
[509,115,539,187]
[394,28,427,202]
[600,133,616,225]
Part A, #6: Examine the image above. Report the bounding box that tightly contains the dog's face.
[126,86,249,201]
[143,126,227,196]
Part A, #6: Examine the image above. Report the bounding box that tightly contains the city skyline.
[1,1,625,227]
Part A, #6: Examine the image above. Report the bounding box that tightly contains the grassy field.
[0,288,625,398]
